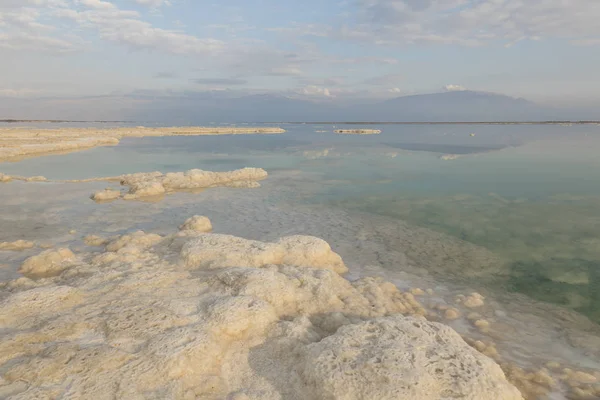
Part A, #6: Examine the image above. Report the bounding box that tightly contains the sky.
[1,0,600,119]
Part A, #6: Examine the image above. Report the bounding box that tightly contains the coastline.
[1,129,600,399]
[0,126,285,163]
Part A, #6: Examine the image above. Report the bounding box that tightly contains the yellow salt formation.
[444,308,461,320]
[0,173,47,183]
[84,235,108,247]
[18,248,76,279]
[90,188,122,202]
[501,364,557,400]
[474,319,491,333]
[456,292,486,308]
[179,215,213,233]
[0,240,35,251]
[464,337,500,360]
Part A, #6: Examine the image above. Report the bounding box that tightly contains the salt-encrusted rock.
[18,248,76,279]
[300,316,524,400]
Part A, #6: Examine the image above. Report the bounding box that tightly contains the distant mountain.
[348,91,557,122]
[129,93,334,124]
[0,89,580,123]
[130,90,560,123]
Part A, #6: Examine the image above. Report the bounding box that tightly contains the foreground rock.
[0,216,523,400]
[0,126,285,162]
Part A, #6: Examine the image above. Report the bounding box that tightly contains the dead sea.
[1,123,600,399]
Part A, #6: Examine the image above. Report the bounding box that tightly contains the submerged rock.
[90,188,121,202]
[0,240,35,251]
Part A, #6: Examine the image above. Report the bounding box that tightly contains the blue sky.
[1,0,600,117]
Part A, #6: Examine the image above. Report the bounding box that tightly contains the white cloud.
[1,0,222,55]
[0,2,78,52]
[133,0,172,7]
[79,0,116,10]
[268,67,303,76]
[444,84,467,91]
[388,87,402,93]
[57,1,223,54]
[339,0,600,46]
[298,85,333,97]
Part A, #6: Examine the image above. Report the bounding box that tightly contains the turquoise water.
[2,123,600,323]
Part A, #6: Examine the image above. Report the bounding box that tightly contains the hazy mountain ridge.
[0,90,590,123]
[131,90,560,123]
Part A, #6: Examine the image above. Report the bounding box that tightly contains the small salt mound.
[120,167,268,200]
[0,173,47,183]
[83,235,108,246]
[180,233,348,274]
[179,215,213,233]
[105,231,163,252]
[300,316,524,400]
[0,240,35,251]
[0,173,12,182]
[456,292,486,308]
[90,188,121,202]
[18,248,76,279]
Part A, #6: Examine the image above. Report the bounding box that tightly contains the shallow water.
[2,123,600,393]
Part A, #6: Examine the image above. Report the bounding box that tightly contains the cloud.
[192,78,248,85]
[388,87,402,93]
[335,0,600,47]
[267,67,303,76]
[1,0,223,55]
[79,0,116,10]
[444,84,467,92]
[132,0,172,7]
[298,85,333,97]
[0,88,41,97]
[0,4,78,52]
[58,2,224,54]
[297,77,345,87]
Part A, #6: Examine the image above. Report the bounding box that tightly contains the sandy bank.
[0,216,528,400]
[0,126,285,162]
[335,129,381,134]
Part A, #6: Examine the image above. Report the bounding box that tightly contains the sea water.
[1,122,600,380]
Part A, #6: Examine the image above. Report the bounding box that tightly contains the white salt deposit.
[0,126,285,162]
[0,216,523,400]
[88,168,268,201]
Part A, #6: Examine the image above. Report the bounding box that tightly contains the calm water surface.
[2,123,600,324]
